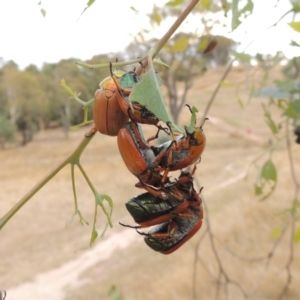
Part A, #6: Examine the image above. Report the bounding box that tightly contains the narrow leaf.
[80,0,96,17]
[284,100,300,118]
[254,184,263,195]
[172,36,190,52]
[237,98,244,109]
[150,6,162,25]
[294,228,300,243]
[40,8,46,17]
[200,0,212,9]
[289,22,300,33]
[167,0,184,6]
[231,0,239,31]
[271,228,281,239]
[291,40,300,47]
[232,51,251,62]
[262,104,279,135]
[90,229,98,245]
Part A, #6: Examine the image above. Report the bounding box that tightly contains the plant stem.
[0,129,96,231]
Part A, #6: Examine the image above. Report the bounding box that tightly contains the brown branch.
[278,118,300,299]
[194,177,248,299]
[192,228,208,300]
[201,59,235,123]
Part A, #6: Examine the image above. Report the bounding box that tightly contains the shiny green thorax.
[119,71,140,90]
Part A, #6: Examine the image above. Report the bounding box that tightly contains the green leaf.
[129,70,184,133]
[275,79,295,92]
[220,81,232,87]
[80,0,96,17]
[253,86,291,99]
[231,51,251,62]
[289,22,300,32]
[254,184,263,195]
[271,228,281,239]
[200,0,212,9]
[231,0,253,31]
[108,285,123,300]
[294,228,300,243]
[150,6,162,25]
[258,159,277,201]
[291,0,300,12]
[198,37,210,52]
[167,0,184,6]
[172,36,190,52]
[262,103,280,135]
[130,6,137,12]
[291,40,300,47]
[284,100,300,118]
[231,0,240,31]
[261,160,277,181]
[40,8,46,17]
[237,98,244,109]
[90,229,98,245]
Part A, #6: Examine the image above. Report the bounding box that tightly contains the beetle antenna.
[119,222,140,229]
[185,104,193,113]
[200,117,209,129]
[109,62,113,76]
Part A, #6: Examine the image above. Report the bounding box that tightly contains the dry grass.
[0,66,299,300]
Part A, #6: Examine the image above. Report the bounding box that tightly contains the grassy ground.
[0,66,299,300]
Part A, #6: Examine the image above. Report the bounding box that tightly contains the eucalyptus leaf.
[172,36,190,52]
[200,0,212,9]
[129,69,184,133]
[261,160,277,181]
[294,228,300,243]
[253,86,291,99]
[289,22,300,33]
[167,0,184,7]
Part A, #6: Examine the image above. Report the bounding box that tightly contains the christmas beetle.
[123,192,190,228]
[141,204,203,254]
[117,121,170,187]
[153,106,207,180]
[110,64,160,126]
[93,74,129,136]
[123,168,200,228]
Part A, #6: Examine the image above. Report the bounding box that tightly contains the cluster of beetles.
[92,63,206,254]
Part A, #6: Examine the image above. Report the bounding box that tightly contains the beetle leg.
[140,182,168,200]
[119,222,141,229]
[162,168,170,184]
[146,125,169,143]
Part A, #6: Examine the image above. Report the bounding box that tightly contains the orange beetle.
[117,121,169,187]
[93,75,129,136]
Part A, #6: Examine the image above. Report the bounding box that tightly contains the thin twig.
[201,59,235,122]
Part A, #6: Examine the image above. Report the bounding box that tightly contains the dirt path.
[6,229,139,300]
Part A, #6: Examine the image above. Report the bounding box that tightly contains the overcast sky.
[0,0,299,69]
